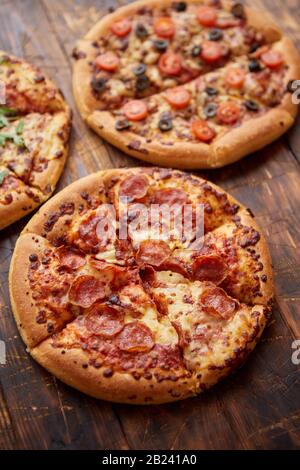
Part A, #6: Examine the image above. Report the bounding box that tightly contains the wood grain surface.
[0,0,300,450]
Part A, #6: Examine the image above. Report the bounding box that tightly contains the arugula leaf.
[0,107,19,128]
[0,115,9,128]
[16,120,24,134]
[0,169,9,185]
[0,107,17,116]
[0,120,26,148]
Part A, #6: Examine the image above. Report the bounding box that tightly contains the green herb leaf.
[0,115,9,128]
[0,168,9,185]
[0,106,17,116]
[16,120,24,135]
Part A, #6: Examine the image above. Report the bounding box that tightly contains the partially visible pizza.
[73,0,300,169]
[0,51,71,230]
[10,168,273,404]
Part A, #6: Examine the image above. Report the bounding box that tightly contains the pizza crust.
[9,233,74,348]
[31,340,197,404]
[73,0,300,169]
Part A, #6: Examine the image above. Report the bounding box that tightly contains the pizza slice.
[0,51,68,114]
[147,269,269,391]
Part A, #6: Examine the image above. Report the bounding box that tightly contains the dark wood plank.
[0,0,300,450]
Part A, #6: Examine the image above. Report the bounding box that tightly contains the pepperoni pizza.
[73,0,300,169]
[0,51,71,230]
[10,168,273,404]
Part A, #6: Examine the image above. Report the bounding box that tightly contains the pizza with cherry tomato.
[0,51,71,230]
[10,167,273,404]
[73,0,300,169]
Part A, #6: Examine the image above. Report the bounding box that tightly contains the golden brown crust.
[10,168,274,403]
[31,340,197,404]
[0,52,71,230]
[9,233,74,348]
[0,183,43,231]
[73,0,300,169]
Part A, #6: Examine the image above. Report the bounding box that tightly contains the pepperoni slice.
[217,101,241,124]
[69,275,108,308]
[200,287,237,319]
[201,41,223,64]
[85,305,124,337]
[95,52,120,72]
[151,188,188,206]
[196,6,217,26]
[57,246,86,271]
[119,174,149,201]
[123,100,148,121]
[116,321,154,353]
[261,50,283,69]
[191,120,216,143]
[154,17,175,38]
[111,18,132,37]
[136,240,172,267]
[165,87,191,109]
[225,67,246,88]
[158,52,182,76]
[192,255,228,284]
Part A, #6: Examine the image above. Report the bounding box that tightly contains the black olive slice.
[133,64,147,76]
[173,2,187,12]
[115,119,131,131]
[248,59,262,73]
[204,103,217,118]
[244,100,259,111]
[153,39,169,52]
[208,29,223,41]
[159,118,173,132]
[136,75,150,91]
[91,76,107,92]
[135,23,149,39]
[205,86,218,96]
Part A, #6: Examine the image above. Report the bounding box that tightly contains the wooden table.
[0,0,300,450]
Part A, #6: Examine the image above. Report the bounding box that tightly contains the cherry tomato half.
[201,41,223,64]
[154,17,176,38]
[111,18,132,37]
[225,67,246,88]
[191,120,216,142]
[165,87,191,109]
[261,50,283,69]
[196,6,217,27]
[217,101,241,124]
[123,100,148,121]
[158,52,182,76]
[95,52,120,72]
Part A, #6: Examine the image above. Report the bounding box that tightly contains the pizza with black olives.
[10,168,273,404]
[0,51,71,230]
[73,0,300,169]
